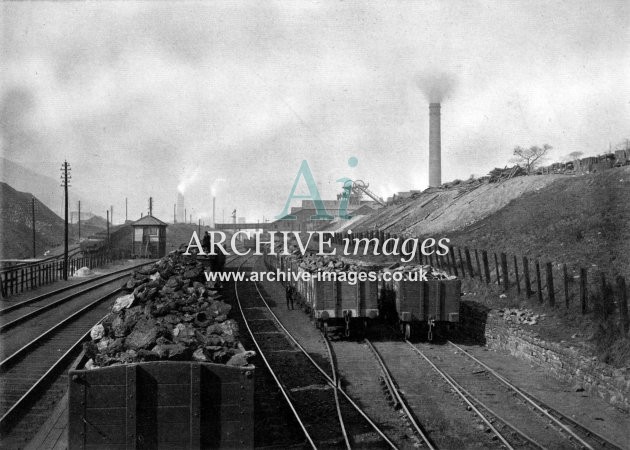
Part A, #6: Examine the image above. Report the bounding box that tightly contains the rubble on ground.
[73,266,94,277]
[82,250,254,369]
[499,308,544,325]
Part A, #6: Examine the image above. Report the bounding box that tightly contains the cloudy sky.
[1,1,629,223]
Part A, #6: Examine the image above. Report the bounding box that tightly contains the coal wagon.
[68,354,255,449]
[265,254,379,336]
[389,278,461,340]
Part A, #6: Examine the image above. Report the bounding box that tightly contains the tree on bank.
[512,144,552,174]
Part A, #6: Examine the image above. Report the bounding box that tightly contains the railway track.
[440,341,624,450]
[0,255,240,447]
[0,262,158,358]
[234,255,395,448]
[0,261,152,316]
[365,339,513,449]
[0,286,121,440]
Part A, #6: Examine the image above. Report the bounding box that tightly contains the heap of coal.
[288,252,456,280]
[83,250,254,369]
[382,262,457,280]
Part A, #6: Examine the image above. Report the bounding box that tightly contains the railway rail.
[234,255,396,448]
[0,286,121,438]
[365,338,514,449]
[0,261,155,333]
[364,339,435,449]
[0,255,238,447]
[443,341,624,450]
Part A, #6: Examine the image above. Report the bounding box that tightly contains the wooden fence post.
[617,276,629,334]
[580,268,588,314]
[482,251,490,283]
[563,264,570,308]
[536,261,543,304]
[494,253,501,285]
[475,250,482,281]
[523,257,531,297]
[449,246,458,277]
[501,253,509,291]
[465,248,474,278]
[601,273,609,321]
[513,255,520,294]
[546,262,555,307]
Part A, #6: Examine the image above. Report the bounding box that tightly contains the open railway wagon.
[197,251,227,273]
[68,353,255,449]
[265,254,379,336]
[387,277,461,340]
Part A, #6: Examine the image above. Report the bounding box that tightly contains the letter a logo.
[276,160,333,220]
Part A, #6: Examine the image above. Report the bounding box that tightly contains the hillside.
[0,182,66,259]
[348,168,630,278]
[0,157,105,219]
[0,182,112,259]
[448,167,630,277]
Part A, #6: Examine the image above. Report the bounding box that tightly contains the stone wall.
[460,301,630,412]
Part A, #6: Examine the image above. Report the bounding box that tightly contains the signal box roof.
[130,215,168,227]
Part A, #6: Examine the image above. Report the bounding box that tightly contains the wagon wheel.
[404,323,411,340]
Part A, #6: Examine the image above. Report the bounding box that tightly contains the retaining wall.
[460,301,630,412]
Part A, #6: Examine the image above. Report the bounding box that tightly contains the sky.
[1,1,629,223]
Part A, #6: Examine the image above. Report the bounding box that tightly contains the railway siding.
[410,342,580,448]
[460,301,630,412]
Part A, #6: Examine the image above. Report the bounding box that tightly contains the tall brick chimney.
[429,103,441,187]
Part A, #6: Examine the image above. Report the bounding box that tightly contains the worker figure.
[286,284,295,310]
[201,231,211,254]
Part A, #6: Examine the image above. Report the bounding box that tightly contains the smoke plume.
[177,168,200,194]
[210,178,226,197]
[415,70,457,102]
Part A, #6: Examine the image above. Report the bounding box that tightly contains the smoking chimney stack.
[176,192,185,223]
[429,102,441,187]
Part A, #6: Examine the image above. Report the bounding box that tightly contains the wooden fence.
[332,229,629,332]
[0,249,131,298]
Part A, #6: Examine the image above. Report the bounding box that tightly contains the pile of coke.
[294,252,373,273]
[289,251,456,280]
[382,262,457,280]
[82,250,254,369]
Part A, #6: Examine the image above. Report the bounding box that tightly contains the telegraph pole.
[149,197,153,216]
[60,161,71,280]
[106,210,110,249]
[32,197,36,258]
[78,201,81,242]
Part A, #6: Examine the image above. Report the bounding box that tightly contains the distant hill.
[69,214,107,241]
[83,215,108,229]
[0,182,67,259]
[0,157,104,218]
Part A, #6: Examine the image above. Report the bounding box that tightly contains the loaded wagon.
[68,354,255,449]
[304,276,379,337]
[264,254,379,337]
[391,278,461,340]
